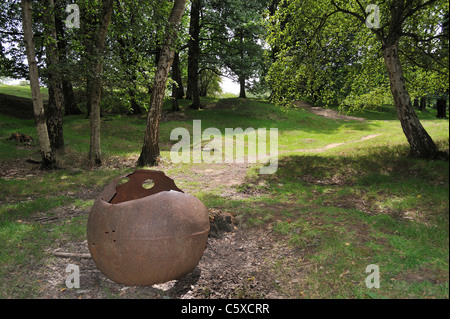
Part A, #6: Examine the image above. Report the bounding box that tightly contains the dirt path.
[284,134,382,154]
[292,100,366,122]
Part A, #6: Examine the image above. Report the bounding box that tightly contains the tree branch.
[329,0,384,41]
[401,32,444,43]
[330,0,366,24]
[403,0,439,21]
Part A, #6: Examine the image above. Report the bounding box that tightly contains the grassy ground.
[0,84,48,100]
[0,88,448,298]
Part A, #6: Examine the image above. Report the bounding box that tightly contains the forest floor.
[0,91,449,299]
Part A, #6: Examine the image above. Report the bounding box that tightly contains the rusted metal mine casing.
[87,170,209,286]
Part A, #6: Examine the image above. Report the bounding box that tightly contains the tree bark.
[172,52,184,99]
[43,0,65,152]
[171,55,181,112]
[186,0,201,109]
[138,0,187,167]
[436,97,447,119]
[383,42,445,159]
[88,0,114,166]
[238,30,247,99]
[21,0,56,169]
[62,80,79,115]
[239,75,247,98]
[46,82,65,150]
[419,96,426,111]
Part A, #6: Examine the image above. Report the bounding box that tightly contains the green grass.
[0,87,448,298]
[236,142,449,298]
[0,84,48,100]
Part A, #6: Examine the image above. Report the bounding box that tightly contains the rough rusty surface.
[109,170,183,204]
[87,170,210,286]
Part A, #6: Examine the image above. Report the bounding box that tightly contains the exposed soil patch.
[293,100,366,122]
[160,109,191,122]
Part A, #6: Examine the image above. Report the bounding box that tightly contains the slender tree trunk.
[239,75,246,98]
[21,0,56,169]
[172,52,184,99]
[419,96,426,111]
[186,0,201,109]
[62,80,79,115]
[43,0,65,151]
[171,54,181,112]
[436,97,447,119]
[138,0,187,167]
[171,91,180,112]
[88,0,114,166]
[46,81,65,150]
[383,42,445,159]
[238,31,246,99]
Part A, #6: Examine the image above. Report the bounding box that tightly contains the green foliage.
[266,0,449,110]
[198,69,223,97]
[202,0,268,93]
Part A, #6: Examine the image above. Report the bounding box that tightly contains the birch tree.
[138,0,188,167]
[21,0,56,169]
[88,0,114,166]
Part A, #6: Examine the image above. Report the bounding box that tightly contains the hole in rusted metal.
[108,170,183,205]
[142,179,155,190]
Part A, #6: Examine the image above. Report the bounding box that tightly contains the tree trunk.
[172,52,184,99]
[88,0,114,166]
[62,80,80,115]
[138,0,187,167]
[43,0,65,151]
[172,94,180,112]
[21,0,56,169]
[383,42,445,159]
[436,97,447,119]
[419,96,426,111]
[46,82,65,151]
[237,31,247,99]
[186,0,201,109]
[171,54,181,112]
[239,75,246,98]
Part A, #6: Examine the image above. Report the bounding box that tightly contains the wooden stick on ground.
[53,251,91,259]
